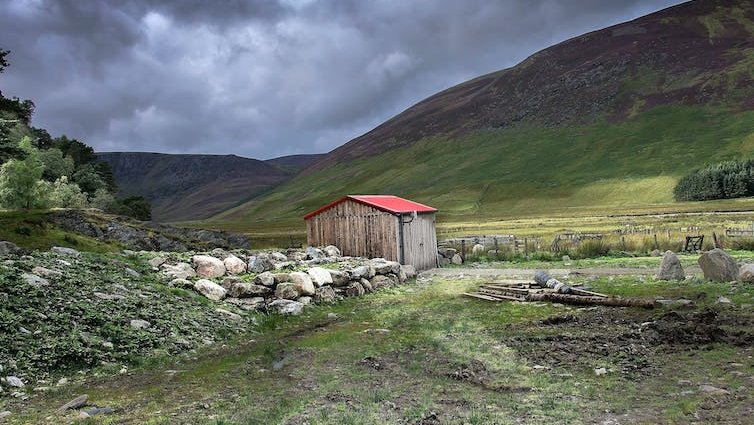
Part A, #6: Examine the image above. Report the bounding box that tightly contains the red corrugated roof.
[304,195,437,220]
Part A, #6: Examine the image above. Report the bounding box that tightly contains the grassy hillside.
[206,105,754,235]
[201,1,754,237]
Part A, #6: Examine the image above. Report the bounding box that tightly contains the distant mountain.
[96,152,322,221]
[211,0,754,230]
[265,153,326,173]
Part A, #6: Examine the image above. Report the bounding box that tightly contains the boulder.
[248,255,273,273]
[210,248,231,259]
[370,259,401,274]
[297,296,312,306]
[650,249,662,257]
[0,241,20,255]
[275,282,300,300]
[254,271,276,286]
[323,245,341,257]
[161,262,196,280]
[290,271,316,296]
[225,297,266,311]
[269,251,288,262]
[287,251,307,261]
[327,269,350,287]
[220,276,242,290]
[223,255,247,274]
[129,319,151,330]
[472,244,485,254]
[168,278,192,288]
[438,255,450,266]
[4,376,24,388]
[398,267,407,283]
[400,265,417,279]
[56,394,88,413]
[305,246,325,260]
[451,254,463,265]
[227,282,271,298]
[194,279,227,301]
[307,267,333,287]
[215,308,241,321]
[739,264,754,283]
[346,282,365,297]
[370,275,392,290]
[438,247,456,258]
[386,273,400,286]
[350,265,376,279]
[148,256,167,268]
[658,251,685,281]
[313,285,337,303]
[51,246,80,257]
[273,273,292,284]
[192,255,226,279]
[268,299,304,315]
[698,249,738,282]
[22,273,49,288]
[360,278,373,293]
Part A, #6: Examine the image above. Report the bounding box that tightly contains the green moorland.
[201,105,754,242]
[7,273,754,424]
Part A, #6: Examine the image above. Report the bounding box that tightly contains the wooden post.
[653,233,659,250]
[620,236,626,251]
[712,231,719,249]
[524,237,529,257]
[461,240,466,262]
[494,237,499,259]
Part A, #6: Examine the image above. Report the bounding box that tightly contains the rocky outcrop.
[698,249,738,282]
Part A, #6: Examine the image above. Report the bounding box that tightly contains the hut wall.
[306,199,399,261]
[401,212,438,271]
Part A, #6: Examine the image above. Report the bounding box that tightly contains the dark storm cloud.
[0,0,683,159]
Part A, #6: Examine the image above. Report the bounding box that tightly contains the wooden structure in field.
[304,195,438,270]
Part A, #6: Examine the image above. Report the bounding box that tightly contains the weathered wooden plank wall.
[306,199,399,261]
[401,213,438,270]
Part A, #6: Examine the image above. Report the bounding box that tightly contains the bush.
[729,237,754,251]
[574,239,610,259]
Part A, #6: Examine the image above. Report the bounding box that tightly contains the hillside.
[96,152,322,222]
[209,0,754,233]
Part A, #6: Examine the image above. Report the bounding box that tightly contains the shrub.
[729,237,754,251]
[574,239,610,259]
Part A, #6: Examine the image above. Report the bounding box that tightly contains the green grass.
[0,210,120,253]
[9,274,754,424]
[196,105,754,241]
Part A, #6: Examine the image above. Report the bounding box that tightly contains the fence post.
[654,233,659,250]
[460,240,466,262]
[524,237,529,257]
[494,237,499,259]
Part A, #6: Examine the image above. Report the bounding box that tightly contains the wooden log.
[569,287,608,298]
[524,293,654,308]
[462,292,501,301]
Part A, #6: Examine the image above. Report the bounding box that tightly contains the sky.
[0,0,684,160]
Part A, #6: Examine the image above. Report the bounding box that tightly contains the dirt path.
[420,265,703,279]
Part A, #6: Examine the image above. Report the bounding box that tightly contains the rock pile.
[437,247,463,266]
[154,246,415,315]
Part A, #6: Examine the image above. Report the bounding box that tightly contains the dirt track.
[421,266,703,280]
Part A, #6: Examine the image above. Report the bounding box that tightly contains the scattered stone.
[56,394,88,413]
[148,256,167,268]
[289,272,315,296]
[22,273,49,288]
[401,264,417,279]
[305,246,325,260]
[658,251,685,281]
[699,385,730,396]
[227,282,271,298]
[247,271,272,287]
[370,259,401,274]
[121,249,136,256]
[323,245,341,257]
[0,411,10,420]
[438,255,450,266]
[223,255,247,274]
[225,297,266,311]
[650,249,662,257]
[370,275,392,289]
[398,267,407,283]
[56,378,68,386]
[93,292,125,301]
[192,255,226,278]
[124,267,140,277]
[594,367,608,376]
[78,407,114,419]
[451,254,463,265]
[327,312,339,319]
[272,272,291,284]
[3,376,23,388]
[472,244,485,254]
[161,262,196,280]
[0,241,20,255]
[698,248,738,282]
[31,266,62,278]
[307,267,333,287]
[129,319,151,330]
[194,279,227,301]
[102,341,114,349]
[269,251,288,262]
[168,278,193,288]
[275,282,300,300]
[210,248,230,259]
[268,299,304,315]
[313,286,337,303]
[360,278,373,293]
[298,296,312,306]
[346,282,365,297]
[216,308,242,321]
[716,296,732,304]
[51,246,80,257]
[739,263,754,283]
[562,255,571,262]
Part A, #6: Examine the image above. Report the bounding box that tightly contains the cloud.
[0,0,683,159]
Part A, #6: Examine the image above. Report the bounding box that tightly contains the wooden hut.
[304,195,438,270]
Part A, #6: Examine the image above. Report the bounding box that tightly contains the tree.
[0,49,8,74]
[119,196,152,221]
[0,136,49,209]
[72,163,107,195]
[49,176,88,208]
[40,148,75,182]
[90,188,117,211]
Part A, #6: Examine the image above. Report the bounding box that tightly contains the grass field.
[7,273,754,424]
